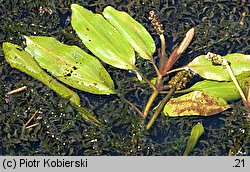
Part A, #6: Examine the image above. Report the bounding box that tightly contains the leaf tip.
[177,27,195,54]
[70,3,78,10]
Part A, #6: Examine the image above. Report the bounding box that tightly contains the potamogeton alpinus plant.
[2,4,250,129]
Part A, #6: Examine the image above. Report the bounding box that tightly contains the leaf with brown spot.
[163,91,230,116]
[24,36,116,95]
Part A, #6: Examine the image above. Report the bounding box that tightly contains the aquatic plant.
[2,4,250,129]
[0,2,247,155]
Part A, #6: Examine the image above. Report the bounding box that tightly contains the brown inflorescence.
[148,10,164,35]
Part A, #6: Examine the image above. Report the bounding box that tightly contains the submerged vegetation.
[0,0,249,155]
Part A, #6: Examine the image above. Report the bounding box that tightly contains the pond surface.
[0,0,249,155]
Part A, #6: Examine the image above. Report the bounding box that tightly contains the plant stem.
[134,68,156,90]
[142,89,159,118]
[119,96,143,117]
[225,64,247,103]
[146,71,191,129]
[141,33,166,118]
[142,72,164,118]
[145,16,194,123]
[160,88,193,94]
[247,80,250,109]
[146,88,175,130]
[159,34,166,72]
[151,60,161,77]
[164,67,188,76]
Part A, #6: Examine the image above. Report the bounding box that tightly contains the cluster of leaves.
[164,53,250,116]
[0,0,249,155]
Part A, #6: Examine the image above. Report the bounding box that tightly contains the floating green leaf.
[182,71,250,101]
[164,91,230,116]
[185,53,250,81]
[2,42,101,126]
[183,79,249,101]
[103,6,156,60]
[189,80,240,101]
[71,4,136,70]
[183,123,204,156]
[24,36,116,95]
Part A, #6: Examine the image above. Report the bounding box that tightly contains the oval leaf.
[189,80,240,101]
[2,42,101,126]
[164,91,230,116]
[71,4,135,70]
[3,42,80,104]
[103,6,156,60]
[186,53,250,81]
[186,79,249,101]
[183,71,250,101]
[183,123,204,156]
[24,36,116,95]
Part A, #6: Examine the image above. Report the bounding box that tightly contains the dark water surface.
[0,0,249,155]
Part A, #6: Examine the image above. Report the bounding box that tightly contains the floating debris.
[7,86,27,95]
